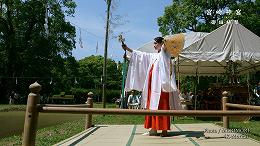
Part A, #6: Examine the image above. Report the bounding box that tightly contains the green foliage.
[0,104,26,112]
[78,55,121,89]
[226,0,260,36]
[35,120,84,146]
[180,76,215,93]
[0,1,123,104]
[159,0,260,91]
[0,0,77,103]
[0,120,85,146]
[230,120,260,141]
[158,0,260,36]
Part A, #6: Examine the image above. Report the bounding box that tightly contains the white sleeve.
[256,92,260,98]
[160,50,177,92]
[124,50,155,92]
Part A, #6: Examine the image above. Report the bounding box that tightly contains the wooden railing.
[222,90,260,129]
[22,82,260,146]
[226,103,260,110]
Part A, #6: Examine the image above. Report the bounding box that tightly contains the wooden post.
[222,91,229,129]
[22,82,41,146]
[85,92,93,129]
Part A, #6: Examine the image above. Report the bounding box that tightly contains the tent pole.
[194,61,199,120]
[195,61,199,111]
[120,52,127,109]
[118,34,127,109]
[177,56,180,91]
[246,73,251,105]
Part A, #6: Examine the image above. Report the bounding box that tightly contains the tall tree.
[227,0,260,36]
[157,0,260,93]
[158,0,260,36]
[0,0,76,102]
[78,55,121,90]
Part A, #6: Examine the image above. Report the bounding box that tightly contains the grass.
[0,104,26,112]
[0,116,203,145]
[0,120,85,146]
[0,104,259,145]
[229,119,260,141]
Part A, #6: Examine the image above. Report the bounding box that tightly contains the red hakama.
[144,64,170,130]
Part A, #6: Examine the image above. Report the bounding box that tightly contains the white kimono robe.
[125,50,182,110]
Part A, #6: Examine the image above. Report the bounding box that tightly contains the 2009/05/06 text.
[204,128,250,139]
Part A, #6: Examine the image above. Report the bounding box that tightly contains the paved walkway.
[54,123,260,146]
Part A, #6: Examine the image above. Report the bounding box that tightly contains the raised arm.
[121,44,133,53]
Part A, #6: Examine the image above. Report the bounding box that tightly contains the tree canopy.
[0,0,77,102]
[0,0,123,104]
[78,55,121,90]
[158,0,260,94]
[158,0,260,36]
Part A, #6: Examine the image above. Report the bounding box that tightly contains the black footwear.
[149,129,157,136]
[160,131,168,137]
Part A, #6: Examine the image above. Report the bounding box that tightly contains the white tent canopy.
[137,20,260,76]
[137,32,208,53]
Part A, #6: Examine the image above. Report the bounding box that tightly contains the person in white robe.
[122,37,182,137]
